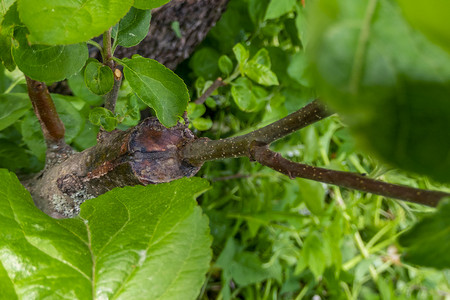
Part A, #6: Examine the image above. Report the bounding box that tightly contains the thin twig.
[195,77,226,104]
[102,28,114,69]
[182,99,332,165]
[250,145,449,207]
[104,68,122,113]
[25,76,65,144]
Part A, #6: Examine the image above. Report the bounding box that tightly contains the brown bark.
[114,0,230,69]
[28,118,200,218]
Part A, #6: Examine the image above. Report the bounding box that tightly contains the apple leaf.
[0,169,212,299]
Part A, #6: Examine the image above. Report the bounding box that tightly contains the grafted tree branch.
[250,145,449,207]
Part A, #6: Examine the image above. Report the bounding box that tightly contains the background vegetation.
[0,0,449,299]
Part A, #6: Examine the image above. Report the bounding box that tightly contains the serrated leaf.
[12,28,88,83]
[134,0,170,10]
[0,170,212,299]
[264,0,296,21]
[0,93,31,131]
[250,48,271,68]
[67,72,104,106]
[308,0,450,182]
[17,0,133,45]
[398,198,450,269]
[89,107,118,131]
[120,55,189,127]
[84,60,114,95]
[112,7,152,48]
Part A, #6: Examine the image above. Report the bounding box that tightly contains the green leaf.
[218,55,233,76]
[0,138,30,172]
[67,72,104,106]
[120,55,189,127]
[84,60,114,95]
[17,0,133,45]
[112,7,152,48]
[297,178,325,215]
[20,111,46,161]
[233,43,249,75]
[189,47,221,80]
[308,0,450,182]
[134,0,170,10]
[0,1,18,71]
[264,0,296,21]
[89,107,118,132]
[398,199,450,269]
[397,0,450,53]
[192,117,213,131]
[287,51,311,86]
[0,93,31,131]
[12,28,88,83]
[303,232,327,279]
[0,170,212,299]
[231,77,258,112]
[187,102,206,119]
[21,95,84,160]
[250,48,271,68]
[244,61,279,86]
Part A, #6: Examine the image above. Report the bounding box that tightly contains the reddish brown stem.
[25,76,65,144]
[251,145,449,207]
[182,99,332,165]
[195,77,226,104]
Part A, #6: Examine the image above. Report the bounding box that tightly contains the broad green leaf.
[17,0,133,45]
[21,95,84,160]
[218,55,233,76]
[89,107,118,132]
[302,232,327,279]
[84,60,114,95]
[21,111,46,161]
[264,0,296,21]
[187,102,206,119]
[0,170,212,300]
[0,2,19,71]
[112,7,152,48]
[192,117,213,131]
[308,0,450,182]
[12,28,88,83]
[120,55,189,127]
[0,138,30,172]
[244,61,279,86]
[297,178,325,215]
[248,0,270,25]
[231,77,258,112]
[233,43,249,75]
[287,51,311,87]
[67,72,104,106]
[398,199,450,269]
[397,0,450,53]
[250,48,271,68]
[134,0,170,10]
[189,47,221,80]
[0,93,31,131]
